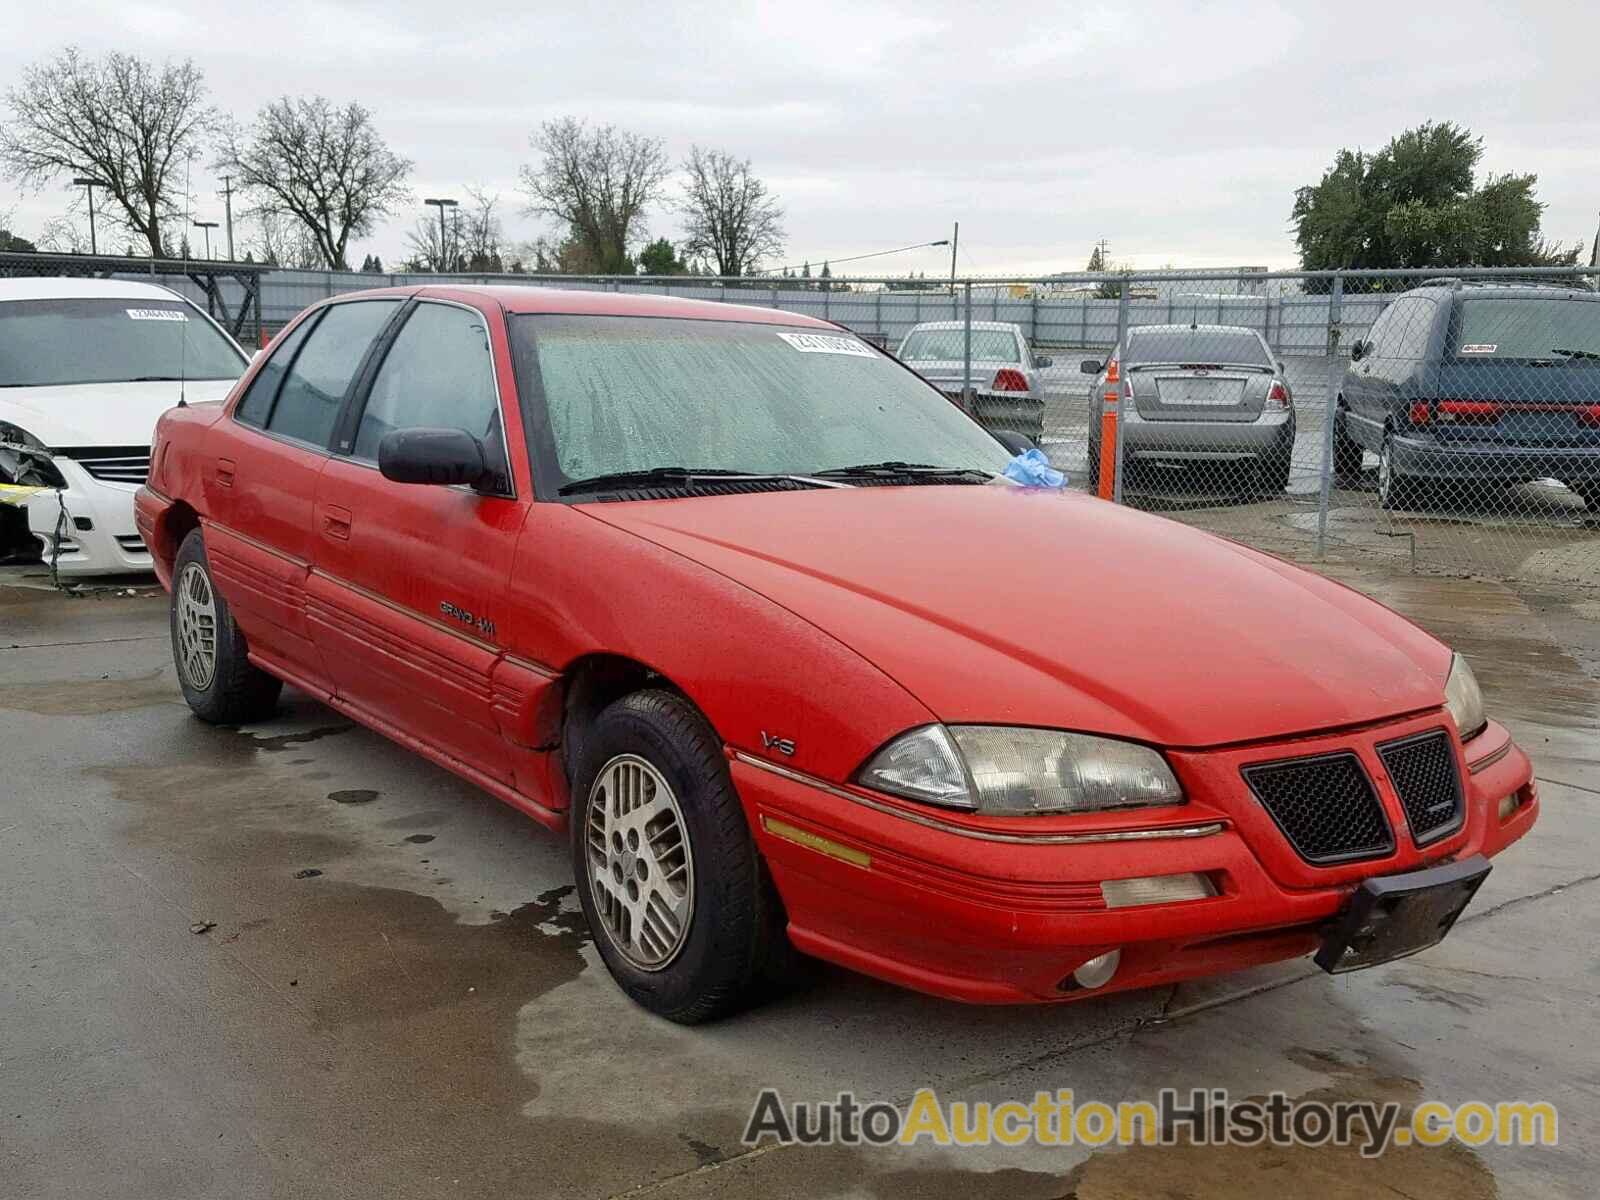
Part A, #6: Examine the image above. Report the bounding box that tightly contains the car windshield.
[1453,298,1600,361]
[1124,328,1271,367]
[0,297,246,388]
[899,328,1020,363]
[513,315,1013,487]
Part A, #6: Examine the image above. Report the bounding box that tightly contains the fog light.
[1071,949,1121,990]
[1101,872,1216,909]
[1497,793,1520,822]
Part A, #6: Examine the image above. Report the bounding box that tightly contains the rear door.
[308,297,530,784]
[203,298,402,695]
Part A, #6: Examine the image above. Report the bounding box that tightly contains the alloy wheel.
[584,754,695,970]
[175,561,219,691]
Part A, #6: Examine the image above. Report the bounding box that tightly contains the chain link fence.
[125,262,1600,592]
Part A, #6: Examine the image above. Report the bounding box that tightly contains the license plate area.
[1314,855,1491,974]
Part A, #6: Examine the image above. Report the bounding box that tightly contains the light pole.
[71,177,107,255]
[424,197,458,272]
[949,221,959,294]
[218,176,235,261]
[192,220,219,259]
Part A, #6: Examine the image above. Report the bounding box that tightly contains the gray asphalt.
[2,566,1597,1199]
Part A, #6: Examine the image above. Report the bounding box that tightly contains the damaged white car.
[0,278,248,574]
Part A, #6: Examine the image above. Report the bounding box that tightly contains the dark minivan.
[1336,283,1600,510]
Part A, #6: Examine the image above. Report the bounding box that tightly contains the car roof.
[319,283,838,329]
[904,320,1022,333]
[0,276,187,303]
[1400,283,1600,302]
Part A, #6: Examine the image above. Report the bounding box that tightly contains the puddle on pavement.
[0,666,178,715]
[89,755,597,1194]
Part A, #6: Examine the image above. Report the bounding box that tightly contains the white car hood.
[0,379,237,449]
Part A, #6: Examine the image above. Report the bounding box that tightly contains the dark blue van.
[1336,283,1600,510]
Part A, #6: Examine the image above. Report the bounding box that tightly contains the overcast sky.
[3,1,1595,276]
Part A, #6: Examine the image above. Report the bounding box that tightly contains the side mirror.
[1034,355,1054,369]
[1349,340,1366,363]
[991,429,1040,457]
[1080,359,1103,375]
[378,427,487,487]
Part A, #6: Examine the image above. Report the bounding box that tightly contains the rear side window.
[265,300,399,446]
[235,313,319,427]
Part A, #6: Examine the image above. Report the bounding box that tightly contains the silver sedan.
[1083,324,1296,494]
[897,321,1051,441]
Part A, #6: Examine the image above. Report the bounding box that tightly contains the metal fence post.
[1112,280,1131,504]
[1316,274,1344,559]
[962,281,973,414]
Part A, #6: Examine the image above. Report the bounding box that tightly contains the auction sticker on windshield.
[776,331,876,357]
[1459,343,1497,354]
[126,308,189,322]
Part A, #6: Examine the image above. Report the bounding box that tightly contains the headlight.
[1444,653,1487,741]
[857,724,1183,815]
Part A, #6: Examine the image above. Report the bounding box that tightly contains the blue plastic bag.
[1001,448,1066,489]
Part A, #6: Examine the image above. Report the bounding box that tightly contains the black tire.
[170,529,283,723]
[1571,483,1599,515]
[1333,403,1364,480]
[1377,430,1421,511]
[1257,449,1292,495]
[570,688,785,1023]
[1086,438,1101,489]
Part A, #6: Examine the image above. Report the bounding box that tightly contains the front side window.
[0,297,245,388]
[265,300,399,446]
[899,328,1021,363]
[513,315,1011,488]
[1452,297,1600,361]
[353,302,508,491]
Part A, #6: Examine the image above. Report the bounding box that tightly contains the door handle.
[215,458,235,487]
[321,505,353,541]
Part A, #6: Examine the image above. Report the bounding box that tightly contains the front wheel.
[170,529,282,723]
[1333,403,1364,479]
[571,688,786,1023]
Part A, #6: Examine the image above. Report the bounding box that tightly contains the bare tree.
[218,96,411,270]
[678,146,785,276]
[402,185,505,272]
[0,48,212,257]
[247,209,324,269]
[519,117,667,273]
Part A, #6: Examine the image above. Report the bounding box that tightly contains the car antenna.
[176,150,191,408]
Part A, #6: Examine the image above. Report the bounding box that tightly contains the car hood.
[0,379,237,448]
[585,486,1451,748]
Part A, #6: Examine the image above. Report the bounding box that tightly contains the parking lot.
[4,563,1596,1199]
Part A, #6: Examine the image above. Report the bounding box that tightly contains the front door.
[307,298,529,784]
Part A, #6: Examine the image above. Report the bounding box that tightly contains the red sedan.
[136,286,1537,1022]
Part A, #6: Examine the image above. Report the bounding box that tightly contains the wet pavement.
[2,566,1597,1199]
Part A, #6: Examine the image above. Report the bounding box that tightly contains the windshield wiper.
[812,460,993,481]
[1550,348,1600,361]
[559,466,823,495]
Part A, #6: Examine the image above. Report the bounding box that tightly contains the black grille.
[1242,751,1394,866]
[58,446,151,485]
[1378,729,1464,846]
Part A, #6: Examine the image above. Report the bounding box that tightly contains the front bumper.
[736,713,1535,1004]
[24,458,152,576]
[1390,433,1600,485]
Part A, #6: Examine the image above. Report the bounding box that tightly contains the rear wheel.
[570,688,786,1023]
[170,529,282,723]
[1377,430,1421,511]
[1256,449,1292,495]
[1573,483,1600,515]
